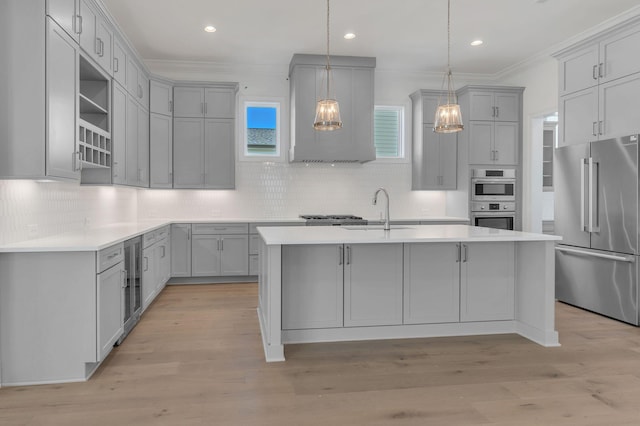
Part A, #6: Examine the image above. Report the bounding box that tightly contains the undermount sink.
[342,225,414,231]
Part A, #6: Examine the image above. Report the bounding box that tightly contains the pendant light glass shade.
[434,0,463,134]
[314,0,342,131]
[434,71,464,133]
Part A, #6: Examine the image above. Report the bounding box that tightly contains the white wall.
[496,57,559,232]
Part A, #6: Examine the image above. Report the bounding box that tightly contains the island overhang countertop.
[257,224,562,245]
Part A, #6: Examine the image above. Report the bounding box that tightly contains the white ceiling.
[101,0,640,75]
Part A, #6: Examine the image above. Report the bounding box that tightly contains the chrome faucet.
[373,187,390,231]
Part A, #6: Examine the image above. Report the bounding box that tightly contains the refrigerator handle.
[580,157,587,232]
[555,246,634,263]
[588,158,600,233]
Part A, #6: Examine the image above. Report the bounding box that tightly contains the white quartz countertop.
[0,216,471,252]
[257,224,561,245]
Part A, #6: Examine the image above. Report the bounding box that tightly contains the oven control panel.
[471,201,516,212]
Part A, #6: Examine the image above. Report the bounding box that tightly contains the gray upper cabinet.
[126,57,149,108]
[410,90,457,190]
[173,87,204,118]
[555,20,640,146]
[558,23,640,96]
[468,91,520,122]
[173,85,236,118]
[150,113,173,189]
[173,83,238,189]
[46,0,81,43]
[112,37,127,87]
[457,86,523,166]
[46,17,80,180]
[150,80,173,116]
[149,79,173,188]
[288,54,376,163]
[78,0,112,75]
[112,82,127,184]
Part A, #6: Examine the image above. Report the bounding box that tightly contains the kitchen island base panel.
[257,227,561,362]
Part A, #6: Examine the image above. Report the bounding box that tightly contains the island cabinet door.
[344,244,404,327]
[282,245,343,330]
[460,242,515,322]
[403,243,460,324]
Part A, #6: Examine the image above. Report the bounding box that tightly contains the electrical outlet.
[421,208,430,215]
[27,224,39,238]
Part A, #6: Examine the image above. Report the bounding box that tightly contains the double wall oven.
[470,169,516,230]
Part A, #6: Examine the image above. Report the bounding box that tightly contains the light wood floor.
[2,283,640,425]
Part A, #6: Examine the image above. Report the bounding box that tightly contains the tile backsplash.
[0,161,446,245]
[0,180,137,245]
[137,161,445,220]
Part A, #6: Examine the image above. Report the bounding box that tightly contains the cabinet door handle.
[346,246,351,265]
[100,39,105,57]
[599,63,604,78]
[338,245,343,265]
[204,103,208,115]
[114,57,119,72]
[144,256,149,271]
[592,121,598,137]
[76,15,83,34]
[495,150,499,161]
[122,269,127,288]
[220,238,224,251]
[598,120,603,136]
[495,107,499,118]
[187,228,191,240]
[161,246,166,258]
[462,244,468,263]
[201,102,204,114]
[456,243,461,262]
[169,100,173,113]
[593,64,598,80]
[95,38,100,55]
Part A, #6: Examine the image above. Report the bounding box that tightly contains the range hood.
[289,54,376,163]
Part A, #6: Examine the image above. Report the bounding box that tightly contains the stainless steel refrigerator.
[555,134,639,325]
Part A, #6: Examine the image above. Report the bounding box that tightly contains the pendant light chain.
[326,0,331,97]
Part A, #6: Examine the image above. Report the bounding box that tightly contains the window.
[240,100,283,161]
[374,106,404,159]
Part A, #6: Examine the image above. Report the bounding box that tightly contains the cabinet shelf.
[79,93,108,115]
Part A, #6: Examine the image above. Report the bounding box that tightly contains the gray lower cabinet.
[282,243,403,329]
[403,243,460,324]
[282,245,344,330]
[191,224,249,276]
[97,257,124,361]
[344,244,404,327]
[170,224,192,277]
[460,242,515,322]
[142,235,170,310]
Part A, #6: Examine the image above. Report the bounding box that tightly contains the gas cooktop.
[300,215,368,226]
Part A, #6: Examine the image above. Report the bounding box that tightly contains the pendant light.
[434,0,464,133]
[313,0,342,131]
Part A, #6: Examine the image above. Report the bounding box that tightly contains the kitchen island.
[256,225,561,362]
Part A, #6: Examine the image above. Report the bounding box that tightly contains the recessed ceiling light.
[344,33,356,40]
[470,40,483,46]
[204,25,216,33]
